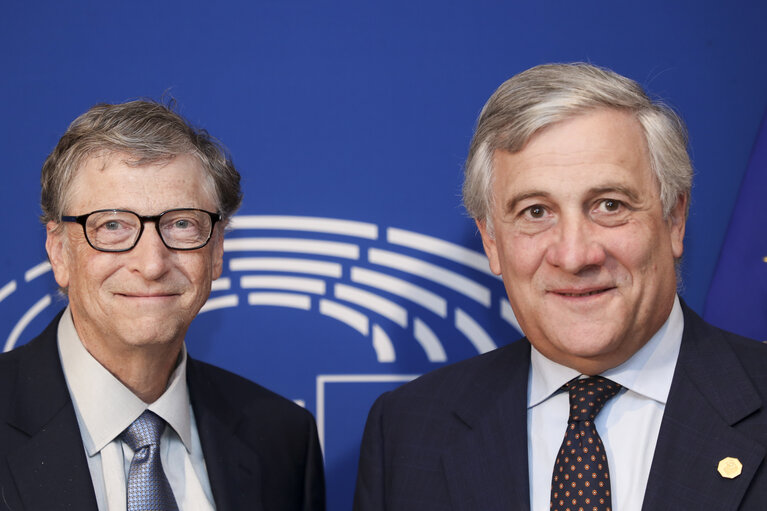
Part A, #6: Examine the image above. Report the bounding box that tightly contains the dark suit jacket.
[354,304,767,510]
[0,312,325,510]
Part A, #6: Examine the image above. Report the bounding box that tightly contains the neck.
[80,338,182,403]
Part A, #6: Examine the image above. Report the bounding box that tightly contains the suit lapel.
[441,339,531,510]
[4,314,98,510]
[642,305,765,510]
[7,404,99,510]
[187,359,264,511]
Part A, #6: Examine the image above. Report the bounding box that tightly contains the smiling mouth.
[117,293,180,298]
[553,288,614,297]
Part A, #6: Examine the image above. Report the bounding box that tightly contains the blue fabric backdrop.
[2,2,767,509]
[705,111,767,342]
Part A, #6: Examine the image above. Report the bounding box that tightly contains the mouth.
[557,289,609,297]
[116,292,181,299]
[549,287,615,298]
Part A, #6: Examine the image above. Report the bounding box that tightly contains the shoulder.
[187,357,316,426]
[0,313,61,386]
[0,312,60,362]
[682,303,767,371]
[186,359,325,510]
[0,313,72,452]
[356,338,530,501]
[707,323,767,377]
[371,338,530,422]
[679,304,767,407]
[397,339,525,394]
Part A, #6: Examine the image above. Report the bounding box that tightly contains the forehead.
[493,109,657,197]
[67,152,217,213]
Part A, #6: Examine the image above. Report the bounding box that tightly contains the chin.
[118,325,184,348]
[552,332,624,360]
[122,337,178,349]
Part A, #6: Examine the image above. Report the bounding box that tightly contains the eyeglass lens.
[85,210,213,250]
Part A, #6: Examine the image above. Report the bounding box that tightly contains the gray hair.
[463,63,692,230]
[41,99,242,226]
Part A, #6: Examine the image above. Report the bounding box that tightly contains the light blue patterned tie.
[120,410,180,511]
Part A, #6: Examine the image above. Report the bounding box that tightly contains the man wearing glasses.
[0,101,325,510]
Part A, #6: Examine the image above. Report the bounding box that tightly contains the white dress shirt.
[57,307,216,511]
[527,295,684,511]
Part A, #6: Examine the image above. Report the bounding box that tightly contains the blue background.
[2,1,766,509]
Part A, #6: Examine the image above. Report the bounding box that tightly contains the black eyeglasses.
[61,208,221,252]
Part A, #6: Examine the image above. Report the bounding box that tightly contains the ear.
[46,222,71,288]
[667,194,687,259]
[476,219,502,275]
[210,227,224,280]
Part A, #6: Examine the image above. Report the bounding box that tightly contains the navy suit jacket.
[0,312,325,510]
[354,304,767,510]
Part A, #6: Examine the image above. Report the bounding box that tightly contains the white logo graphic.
[2,261,53,353]
[206,216,521,362]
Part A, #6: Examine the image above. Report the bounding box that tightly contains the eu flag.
[704,112,767,341]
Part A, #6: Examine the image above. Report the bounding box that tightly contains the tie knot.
[120,410,166,451]
[567,376,621,421]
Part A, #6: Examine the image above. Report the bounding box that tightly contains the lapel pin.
[717,457,743,479]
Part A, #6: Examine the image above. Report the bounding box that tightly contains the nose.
[544,213,606,274]
[126,222,172,279]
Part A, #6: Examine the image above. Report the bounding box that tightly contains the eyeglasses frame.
[60,208,222,253]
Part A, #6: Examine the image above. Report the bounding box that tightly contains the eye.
[97,219,132,232]
[598,199,622,212]
[591,198,632,227]
[173,219,192,229]
[524,205,547,218]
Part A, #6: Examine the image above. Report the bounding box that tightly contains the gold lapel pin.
[717,457,743,479]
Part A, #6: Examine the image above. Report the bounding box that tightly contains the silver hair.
[463,63,692,232]
[41,99,242,227]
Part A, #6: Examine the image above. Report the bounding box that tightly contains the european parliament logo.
[0,214,522,505]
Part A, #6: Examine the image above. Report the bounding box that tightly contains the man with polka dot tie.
[354,63,767,510]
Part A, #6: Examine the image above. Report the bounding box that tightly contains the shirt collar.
[57,307,194,455]
[528,295,684,408]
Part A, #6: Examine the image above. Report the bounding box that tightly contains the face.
[477,109,686,374]
[46,152,223,355]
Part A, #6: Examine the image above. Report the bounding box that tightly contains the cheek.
[71,246,131,288]
[606,227,662,281]
[73,260,116,293]
[498,234,547,279]
[179,253,215,286]
[210,236,224,279]
[66,247,99,286]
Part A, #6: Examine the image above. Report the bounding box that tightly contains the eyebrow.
[503,184,642,214]
[588,184,642,203]
[503,191,551,215]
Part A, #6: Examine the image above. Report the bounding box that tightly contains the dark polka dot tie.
[550,376,622,511]
[120,410,180,511]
